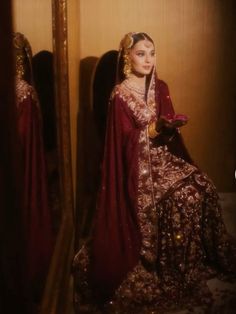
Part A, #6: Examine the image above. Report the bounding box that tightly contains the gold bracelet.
[148,121,159,139]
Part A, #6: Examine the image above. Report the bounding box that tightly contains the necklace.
[124,79,145,95]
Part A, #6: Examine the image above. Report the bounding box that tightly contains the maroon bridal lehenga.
[73,72,236,313]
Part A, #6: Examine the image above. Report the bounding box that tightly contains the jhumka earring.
[123,53,132,78]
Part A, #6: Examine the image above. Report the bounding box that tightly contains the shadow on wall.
[75,55,98,250]
[75,51,119,250]
[32,50,61,235]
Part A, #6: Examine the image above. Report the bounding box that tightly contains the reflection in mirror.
[11,1,74,313]
[13,32,55,312]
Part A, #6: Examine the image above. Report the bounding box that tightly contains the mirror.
[11,0,74,313]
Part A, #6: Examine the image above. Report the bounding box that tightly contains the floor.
[69,193,236,314]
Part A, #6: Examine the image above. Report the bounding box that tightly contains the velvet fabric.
[16,78,53,297]
[89,77,192,301]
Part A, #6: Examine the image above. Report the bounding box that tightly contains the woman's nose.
[145,54,151,63]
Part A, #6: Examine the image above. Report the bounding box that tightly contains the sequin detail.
[72,83,236,314]
[15,78,39,108]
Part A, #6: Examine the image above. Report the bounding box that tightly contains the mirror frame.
[40,0,74,313]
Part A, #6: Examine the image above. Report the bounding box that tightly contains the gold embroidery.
[73,84,236,313]
[111,79,157,127]
[15,78,39,107]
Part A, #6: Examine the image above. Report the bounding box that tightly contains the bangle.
[148,121,160,139]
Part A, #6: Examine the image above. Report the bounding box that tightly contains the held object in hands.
[157,113,188,130]
[148,114,188,139]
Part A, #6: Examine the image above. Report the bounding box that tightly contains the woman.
[73,32,235,313]
[13,32,54,307]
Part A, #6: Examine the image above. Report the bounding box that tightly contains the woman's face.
[129,39,155,76]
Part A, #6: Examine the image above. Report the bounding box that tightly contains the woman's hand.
[157,114,188,130]
[148,114,188,139]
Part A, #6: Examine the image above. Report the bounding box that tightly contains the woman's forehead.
[132,39,155,50]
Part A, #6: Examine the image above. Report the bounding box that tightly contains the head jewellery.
[119,32,138,51]
[116,31,156,83]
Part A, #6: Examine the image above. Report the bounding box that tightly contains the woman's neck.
[127,73,146,88]
[125,74,146,95]
[124,76,146,97]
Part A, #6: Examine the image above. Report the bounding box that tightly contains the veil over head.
[13,32,33,84]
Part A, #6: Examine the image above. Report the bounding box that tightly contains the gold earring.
[123,53,132,78]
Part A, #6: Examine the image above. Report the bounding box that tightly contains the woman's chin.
[132,70,151,77]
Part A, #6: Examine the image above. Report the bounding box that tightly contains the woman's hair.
[129,32,154,48]
[117,32,154,83]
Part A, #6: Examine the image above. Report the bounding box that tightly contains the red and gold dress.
[16,77,53,297]
[73,75,235,313]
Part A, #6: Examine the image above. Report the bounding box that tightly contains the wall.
[12,0,52,54]
[77,0,236,192]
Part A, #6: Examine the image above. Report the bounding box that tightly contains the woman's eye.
[137,52,145,57]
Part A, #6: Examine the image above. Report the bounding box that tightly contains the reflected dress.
[16,77,53,297]
[73,75,235,313]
